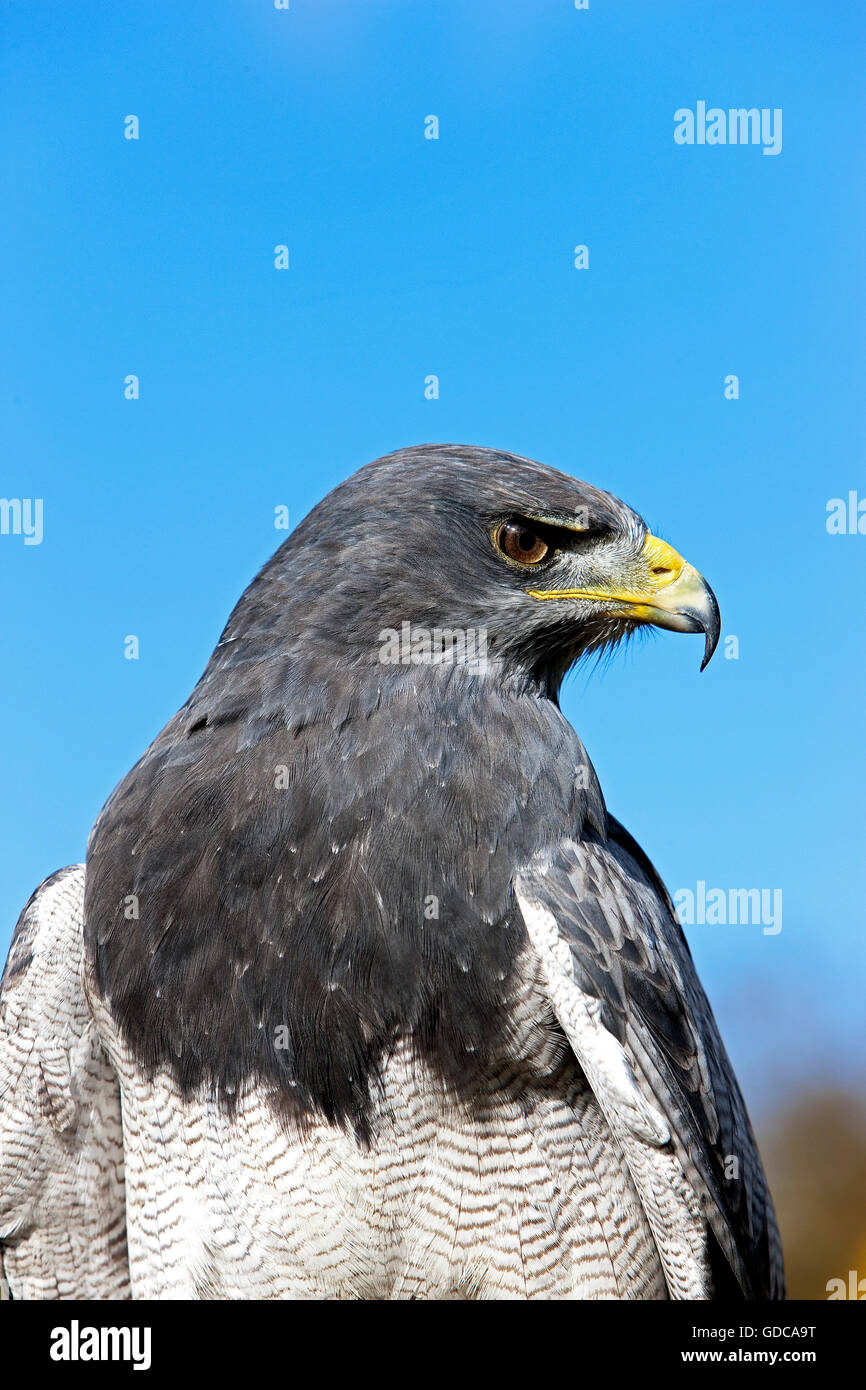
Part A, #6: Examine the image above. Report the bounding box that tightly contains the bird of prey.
[0,444,784,1300]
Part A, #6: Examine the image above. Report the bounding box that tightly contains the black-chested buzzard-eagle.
[0,445,784,1300]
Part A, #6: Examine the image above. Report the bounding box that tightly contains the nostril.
[652,566,671,576]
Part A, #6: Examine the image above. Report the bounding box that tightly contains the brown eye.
[496,519,550,566]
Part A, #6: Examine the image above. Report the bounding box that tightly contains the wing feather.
[0,866,130,1299]
[515,818,784,1300]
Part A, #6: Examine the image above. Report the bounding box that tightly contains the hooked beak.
[527,533,721,671]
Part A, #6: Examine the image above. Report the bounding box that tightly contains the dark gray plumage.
[3,444,783,1299]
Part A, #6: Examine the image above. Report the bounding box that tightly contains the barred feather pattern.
[0,866,129,1299]
[2,864,718,1300]
[90,982,671,1300]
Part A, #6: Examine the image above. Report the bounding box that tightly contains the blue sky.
[2,0,863,1114]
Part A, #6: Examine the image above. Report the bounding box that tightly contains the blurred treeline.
[761,1088,866,1300]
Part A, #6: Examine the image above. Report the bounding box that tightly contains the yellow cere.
[527,533,686,604]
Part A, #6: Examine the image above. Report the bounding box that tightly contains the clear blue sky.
[2,1,863,1113]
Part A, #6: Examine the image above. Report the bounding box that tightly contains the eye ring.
[495,518,550,567]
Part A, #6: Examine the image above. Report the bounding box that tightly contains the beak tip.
[699,592,721,672]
